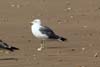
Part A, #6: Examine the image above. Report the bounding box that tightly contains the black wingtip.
[11,47,19,50]
[60,37,67,41]
[58,37,67,41]
[6,47,19,52]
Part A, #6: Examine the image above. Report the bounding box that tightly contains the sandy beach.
[0,0,100,67]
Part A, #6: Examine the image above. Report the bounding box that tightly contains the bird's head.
[30,19,41,25]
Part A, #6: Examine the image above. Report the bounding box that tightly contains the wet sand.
[0,0,100,67]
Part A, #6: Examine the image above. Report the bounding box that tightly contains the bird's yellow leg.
[37,40,45,51]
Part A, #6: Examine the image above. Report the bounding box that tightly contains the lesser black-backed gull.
[0,40,19,53]
[30,19,67,51]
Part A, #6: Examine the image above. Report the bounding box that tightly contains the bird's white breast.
[31,24,48,39]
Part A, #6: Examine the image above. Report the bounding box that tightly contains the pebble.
[11,4,16,7]
[83,25,88,29]
[10,4,21,8]
[67,7,72,11]
[70,15,74,19]
[82,48,85,51]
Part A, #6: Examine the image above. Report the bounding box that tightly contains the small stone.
[11,4,15,7]
[83,25,88,28]
[82,48,85,51]
[70,15,74,19]
[67,7,72,11]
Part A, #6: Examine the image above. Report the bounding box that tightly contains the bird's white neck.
[32,23,41,28]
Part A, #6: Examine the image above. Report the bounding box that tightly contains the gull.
[30,19,67,51]
[0,40,19,53]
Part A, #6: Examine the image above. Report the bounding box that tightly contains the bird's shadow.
[0,57,18,61]
[47,46,67,49]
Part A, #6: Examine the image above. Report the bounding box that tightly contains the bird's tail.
[58,36,67,41]
[6,46,19,52]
